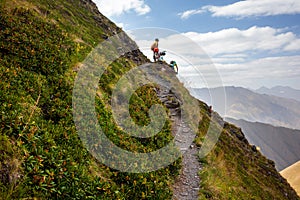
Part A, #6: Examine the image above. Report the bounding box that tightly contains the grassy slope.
[0,0,178,199]
[281,161,300,197]
[0,0,298,199]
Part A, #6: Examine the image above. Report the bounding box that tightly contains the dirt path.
[157,88,201,200]
[171,115,201,200]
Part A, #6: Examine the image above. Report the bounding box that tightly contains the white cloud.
[176,55,300,88]
[183,26,300,56]
[217,56,300,75]
[178,9,205,19]
[179,26,300,88]
[203,0,300,18]
[284,39,300,51]
[95,0,151,17]
[212,56,246,64]
[215,55,300,88]
[178,0,300,19]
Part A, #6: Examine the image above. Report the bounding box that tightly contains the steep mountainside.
[256,86,300,102]
[226,118,300,171]
[0,0,299,199]
[191,86,300,130]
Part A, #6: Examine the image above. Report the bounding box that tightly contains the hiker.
[169,60,178,74]
[151,38,159,62]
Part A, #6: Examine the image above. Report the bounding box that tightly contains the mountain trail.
[156,87,201,200]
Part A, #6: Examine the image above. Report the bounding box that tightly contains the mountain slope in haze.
[281,161,300,196]
[256,86,300,102]
[191,86,300,130]
[0,1,299,199]
[226,118,300,171]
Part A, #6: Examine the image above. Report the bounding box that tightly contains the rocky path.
[172,143,201,200]
[157,88,201,200]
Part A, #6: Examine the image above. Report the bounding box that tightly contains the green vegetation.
[0,0,179,199]
[0,0,298,199]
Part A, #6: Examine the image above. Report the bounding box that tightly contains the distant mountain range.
[190,86,300,130]
[226,118,300,171]
[255,86,300,102]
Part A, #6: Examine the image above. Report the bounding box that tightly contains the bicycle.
[153,48,166,62]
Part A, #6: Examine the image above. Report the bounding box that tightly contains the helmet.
[155,38,159,42]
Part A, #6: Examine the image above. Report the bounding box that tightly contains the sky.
[94,0,300,90]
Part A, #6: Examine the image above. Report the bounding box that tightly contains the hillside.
[281,161,300,196]
[191,86,300,130]
[0,0,299,199]
[226,118,300,171]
